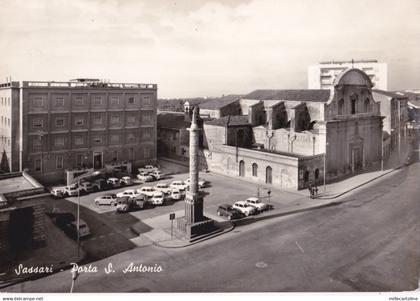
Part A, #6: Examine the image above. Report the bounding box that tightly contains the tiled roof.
[205,115,250,127]
[157,112,189,129]
[372,89,408,99]
[243,89,331,102]
[198,94,243,110]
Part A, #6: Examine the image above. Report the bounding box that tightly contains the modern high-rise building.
[0,79,157,183]
[308,60,388,90]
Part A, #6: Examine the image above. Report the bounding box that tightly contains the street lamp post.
[77,178,80,258]
[323,143,328,193]
[381,130,384,171]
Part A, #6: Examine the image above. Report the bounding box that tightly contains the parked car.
[94,193,118,206]
[50,186,66,198]
[136,186,156,198]
[184,178,207,188]
[92,179,110,191]
[119,176,133,186]
[150,170,164,180]
[52,212,76,230]
[154,183,171,194]
[137,172,154,182]
[116,195,148,213]
[245,197,268,212]
[232,201,257,216]
[116,189,141,199]
[150,191,165,206]
[63,184,80,197]
[170,180,188,191]
[65,219,91,239]
[79,181,94,194]
[170,189,182,200]
[138,165,158,174]
[107,177,121,188]
[217,204,243,220]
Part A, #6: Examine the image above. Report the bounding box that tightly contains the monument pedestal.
[176,192,220,242]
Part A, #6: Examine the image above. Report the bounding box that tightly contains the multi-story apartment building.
[0,79,157,183]
[308,60,387,90]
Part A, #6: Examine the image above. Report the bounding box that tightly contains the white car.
[94,194,118,206]
[136,186,156,198]
[232,201,257,216]
[64,184,80,196]
[137,172,154,182]
[138,165,158,174]
[171,189,182,200]
[154,183,171,194]
[150,170,164,180]
[50,186,66,197]
[119,176,133,186]
[170,181,188,191]
[245,197,268,212]
[107,177,121,188]
[184,178,207,188]
[150,192,165,205]
[116,189,141,199]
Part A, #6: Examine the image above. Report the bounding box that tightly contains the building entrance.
[93,152,103,169]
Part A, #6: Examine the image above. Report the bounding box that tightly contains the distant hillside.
[157,98,213,112]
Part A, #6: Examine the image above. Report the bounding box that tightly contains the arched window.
[351,94,358,114]
[364,98,370,112]
[314,169,320,184]
[266,166,272,184]
[304,170,309,182]
[338,98,344,115]
[252,163,258,177]
[239,160,245,177]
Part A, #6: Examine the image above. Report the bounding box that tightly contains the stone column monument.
[176,107,219,241]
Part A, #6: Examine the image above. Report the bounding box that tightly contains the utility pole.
[77,179,80,258]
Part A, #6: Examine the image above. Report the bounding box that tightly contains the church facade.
[202,68,384,190]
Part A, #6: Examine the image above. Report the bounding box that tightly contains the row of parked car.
[217,197,271,220]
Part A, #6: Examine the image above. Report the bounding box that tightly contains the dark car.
[52,213,76,231]
[92,179,110,191]
[217,204,243,220]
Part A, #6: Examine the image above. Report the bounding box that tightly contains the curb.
[151,221,236,249]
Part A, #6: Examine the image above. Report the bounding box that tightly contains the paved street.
[5,162,419,292]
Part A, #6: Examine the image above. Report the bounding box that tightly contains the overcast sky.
[0,0,419,98]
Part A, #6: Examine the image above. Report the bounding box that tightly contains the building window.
[252,163,258,177]
[364,98,370,112]
[266,166,272,184]
[34,158,42,172]
[56,155,63,169]
[142,95,152,106]
[74,96,84,106]
[93,96,102,105]
[128,97,135,104]
[54,137,65,147]
[94,136,102,144]
[75,136,84,145]
[55,117,65,127]
[142,112,152,124]
[129,148,134,160]
[351,95,358,114]
[8,98,10,106]
[127,133,136,143]
[239,160,245,177]
[144,146,151,159]
[110,135,120,143]
[32,118,44,128]
[127,115,136,124]
[55,97,65,107]
[93,115,103,125]
[304,170,309,182]
[32,136,42,149]
[111,115,120,124]
[75,117,85,126]
[7,118,10,127]
[142,128,152,139]
[32,97,44,107]
[113,150,118,161]
[110,96,120,105]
